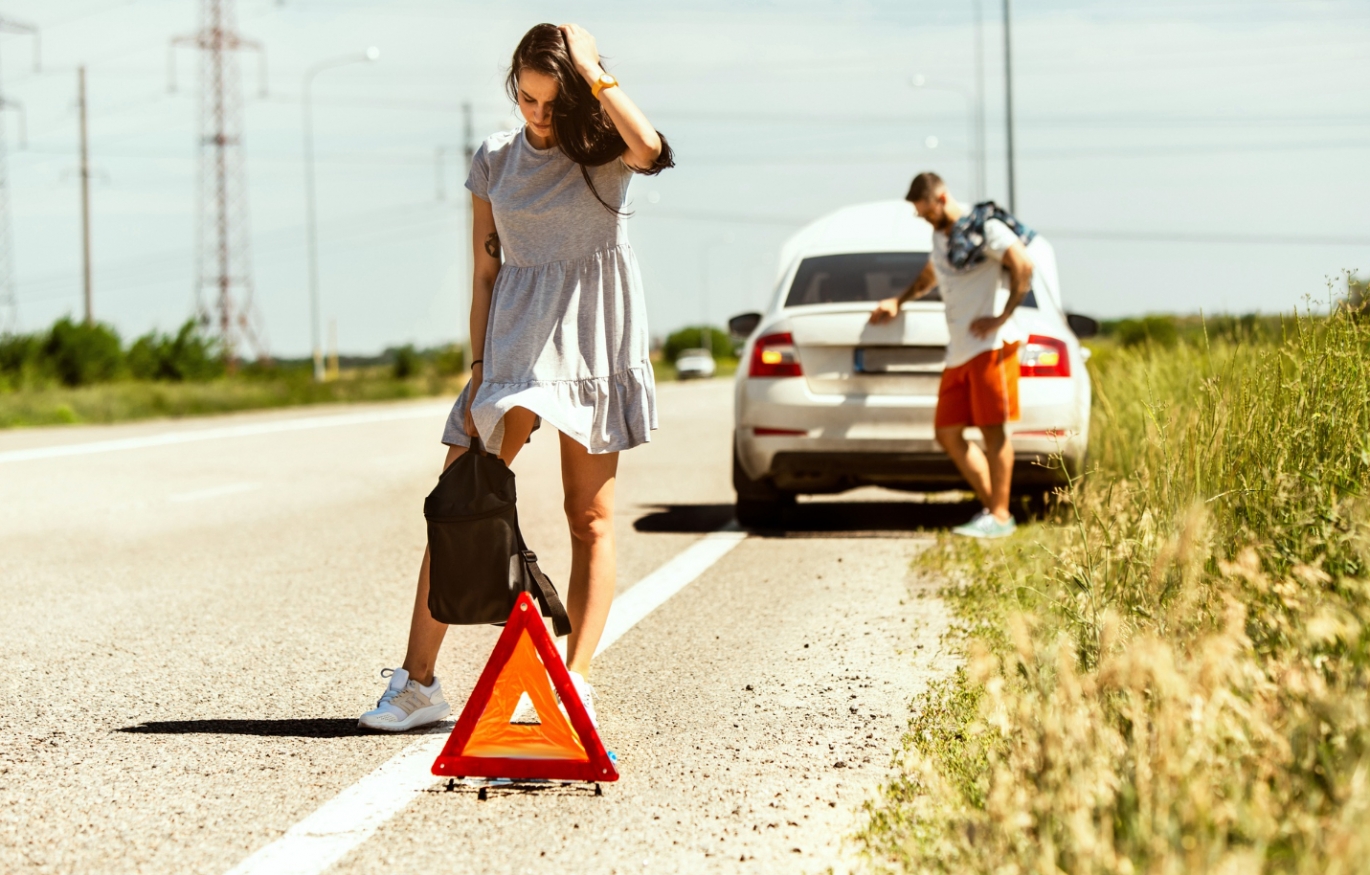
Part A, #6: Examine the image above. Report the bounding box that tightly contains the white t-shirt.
[930,218,1026,368]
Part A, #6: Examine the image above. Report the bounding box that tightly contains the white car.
[674,347,717,380]
[729,200,1096,527]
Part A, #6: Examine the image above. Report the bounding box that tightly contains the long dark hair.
[505,23,674,214]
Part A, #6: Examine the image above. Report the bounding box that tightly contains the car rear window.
[783,251,1038,309]
[785,252,938,306]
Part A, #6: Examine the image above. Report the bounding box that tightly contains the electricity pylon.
[0,15,37,334]
[170,0,268,368]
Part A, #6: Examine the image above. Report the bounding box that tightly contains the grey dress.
[441,127,657,455]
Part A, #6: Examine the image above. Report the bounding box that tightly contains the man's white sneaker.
[358,667,450,732]
[952,508,1018,539]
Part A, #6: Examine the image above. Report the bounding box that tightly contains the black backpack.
[423,440,571,636]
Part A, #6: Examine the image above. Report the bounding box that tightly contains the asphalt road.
[0,379,962,874]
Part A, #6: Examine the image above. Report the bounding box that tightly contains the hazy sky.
[2,0,1367,356]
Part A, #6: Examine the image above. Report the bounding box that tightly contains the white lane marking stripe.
[0,402,452,465]
[595,523,747,658]
[170,482,263,503]
[224,524,748,875]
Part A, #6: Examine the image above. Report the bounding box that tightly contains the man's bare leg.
[979,424,1014,522]
[400,407,539,686]
[936,425,993,509]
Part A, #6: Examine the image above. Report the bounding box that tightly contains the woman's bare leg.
[559,432,619,677]
[399,408,540,685]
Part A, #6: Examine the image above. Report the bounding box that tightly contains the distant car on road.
[674,347,717,380]
[728,200,1098,527]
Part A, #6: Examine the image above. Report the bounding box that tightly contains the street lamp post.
[1002,0,1017,212]
[911,74,983,203]
[973,0,988,202]
[302,46,379,382]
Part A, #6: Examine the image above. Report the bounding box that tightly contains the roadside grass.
[860,311,1370,873]
[1,356,739,430]
[0,368,465,429]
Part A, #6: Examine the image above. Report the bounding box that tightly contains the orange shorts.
[935,342,1020,429]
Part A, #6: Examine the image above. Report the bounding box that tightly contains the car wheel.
[733,445,795,528]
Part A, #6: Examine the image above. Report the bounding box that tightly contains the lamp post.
[302,46,379,382]
[698,232,734,359]
[911,74,983,202]
[1002,0,1017,212]
[973,0,988,203]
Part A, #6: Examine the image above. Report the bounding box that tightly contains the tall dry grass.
[861,310,1370,873]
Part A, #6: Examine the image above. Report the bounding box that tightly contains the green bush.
[127,320,224,382]
[432,343,465,376]
[1347,275,1368,316]
[1104,314,1179,348]
[43,317,124,386]
[0,332,42,388]
[663,325,732,362]
[390,344,420,379]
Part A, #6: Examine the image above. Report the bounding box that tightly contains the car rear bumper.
[735,376,1087,492]
[758,449,1075,494]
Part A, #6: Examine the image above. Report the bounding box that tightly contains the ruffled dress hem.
[441,362,658,456]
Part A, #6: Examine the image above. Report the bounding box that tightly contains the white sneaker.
[358,667,450,732]
[952,508,1018,539]
[566,670,598,729]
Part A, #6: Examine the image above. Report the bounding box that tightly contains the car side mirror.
[1066,313,1099,339]
[729,312,762,338]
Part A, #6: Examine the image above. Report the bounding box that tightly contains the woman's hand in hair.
[559,24,664,171]
[559,24,605,83]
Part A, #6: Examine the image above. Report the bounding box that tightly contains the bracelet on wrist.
[470,359,483,369]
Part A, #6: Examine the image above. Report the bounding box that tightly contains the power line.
[1044,229,1370,247]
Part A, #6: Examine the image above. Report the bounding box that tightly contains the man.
[870,172,1035,538]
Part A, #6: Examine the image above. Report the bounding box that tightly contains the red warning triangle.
[431,592,619,782]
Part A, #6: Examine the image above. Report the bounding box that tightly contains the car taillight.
[1019,334,1070,377]
[749,332,803,377]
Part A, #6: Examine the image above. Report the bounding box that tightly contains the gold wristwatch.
[591,72,618,99]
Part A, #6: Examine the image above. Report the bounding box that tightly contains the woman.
[359,23,672,732]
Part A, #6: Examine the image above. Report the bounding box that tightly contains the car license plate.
[854,346,946,374]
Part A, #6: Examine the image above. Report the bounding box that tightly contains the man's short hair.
[905,172,945,203]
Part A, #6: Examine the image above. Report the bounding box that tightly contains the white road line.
[170,482,263,503]
[224,525,747,875]
[0,403,452,465]
[595,524,747,657]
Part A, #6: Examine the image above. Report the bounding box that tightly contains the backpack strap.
[519,547,572,637]
[512,509,572,637]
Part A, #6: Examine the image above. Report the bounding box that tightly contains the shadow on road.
[118,719,370,738]
[633,503,736,533]
[428,780,602,799]
[633,499,980,538]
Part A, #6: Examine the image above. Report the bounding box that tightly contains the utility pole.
[434,102,478,369]
[170,0,268,370]
[1002,0,1017,212]
[302,47,378,382]
[972,0,987,202]
[461,101,474,369]
[0,16,37,335]
[77,67,92,325]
